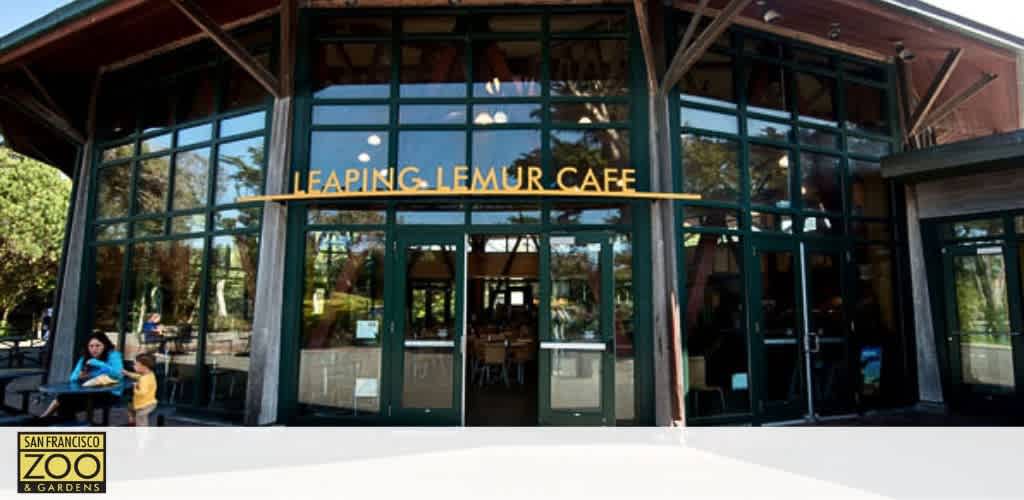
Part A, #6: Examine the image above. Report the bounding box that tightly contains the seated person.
[39,333,124,421]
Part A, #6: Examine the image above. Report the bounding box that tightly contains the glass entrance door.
[539,234,616,425]
[389,233,466,424]
[751,237,854,422]
[943,244,1022,401]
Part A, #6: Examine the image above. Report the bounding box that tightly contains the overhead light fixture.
[757,1,782,24]
[357,153,371,163]
[778,155,789,168]
[448,0,460,5]
[367,134,382,146]
[345,0,357,6]
[829,22,841,41]
[493,111,508,124]
[474,112,494,125]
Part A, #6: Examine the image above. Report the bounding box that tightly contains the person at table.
[142,313,164,352]
[38,333,124,420]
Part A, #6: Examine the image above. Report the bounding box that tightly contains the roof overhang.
[881,129,1024,182]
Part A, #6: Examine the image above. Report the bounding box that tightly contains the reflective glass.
[801,153,842,213]
[135,156,171,215]
[749,144,791,208]
[472,41,541,98]
[315,43,392,99]
[310,131,389,192]
[96,164,131,219]
[550,39,628,97]
[205,234,259,410]
[173,148,210,210]
[401,42,467,98]
[681,135,739,203]
[215,137,265,205]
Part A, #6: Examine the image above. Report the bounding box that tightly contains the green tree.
[0,147,71,325]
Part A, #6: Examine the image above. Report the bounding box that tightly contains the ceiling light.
[474,112,494,125]
[778,155,789,168]
[894,41,915,61]
[345,0,357,6]
[493,111,508,124]
[367,134,382,146]
[763,9,782,23]
[357,153,371,163]
[828,23,841,41]
[578,116,592,124]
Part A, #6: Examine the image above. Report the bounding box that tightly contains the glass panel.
[848,136,892,158]
[129,239,205,404]
[551,102,628,124]
[681,107,738,134]
[798,128,838,149]
[747,118,791,141]
[795,73,837,126]
[472,104,541,125]
[944,218,1004,240]
[307,208,387,226]
[854,245,899,403]
[680,52,734,108]
[550,39,628,97]
[682,207,739,230]
[751,211,793,233]
[397,131,466,190]
[215,208,261,231]
[1017,216,1024,234]
[135,156,171,215]
[133,218,164,238]
[746,61,789,118]
[471,130,540,187]
[310,131,389,192]
[846,83,888,135]
[551,351,602,410]
[224,55,271,110]
[802,216,843,237]
[204,234,258,410]
[744,37,782,58]
[314,105,390,125]
[141,94,173,134]
[176,67,217,123]
[315,43,392,99]
[401,42,467,98]
[550,129,630,192]
[852,221,892,241]
[102,143,135,163]
[681,135,739,203]
[220,111,266,137]
[96,223,128,241]
[402,243,458,409]
[843,60,887,81]
[758,249,803,407]
[402,16,458,34]
[400,104,466,125]
[177,124,213,147]
[793,49,830,69]
[396,206,465,225]
[550,237,602,342]
[954,253,1011,334]
[684,234,748,416]
[472,41,541,98]
[317,17,391,36]
[960,334,1015,390]
[216,137,265,205]
[171,214,205,234]
[173,148,210,210]
[614,233,635,423]
[89,246,126,351]
[749,144,791,208]
[807,252,844,337]
[801,153,842,213]
[471,204,542,225]
[850,160,888,218]
[550,13,626,32]
[96,164,131,219]
[300,231,386,415]
[483,14,542,32]
[140,133,172,155]
[551,204,630,225]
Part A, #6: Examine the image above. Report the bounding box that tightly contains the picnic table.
[0,368,45,414]
[39,381,131,426]
[0,335,32,368]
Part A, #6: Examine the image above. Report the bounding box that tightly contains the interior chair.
[508,344,535,385]
[478,342,510,388]
[688,355,726,415]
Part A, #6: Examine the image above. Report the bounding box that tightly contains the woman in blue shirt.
[39,333,124,420]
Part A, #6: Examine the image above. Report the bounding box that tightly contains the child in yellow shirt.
[122,353,158,426]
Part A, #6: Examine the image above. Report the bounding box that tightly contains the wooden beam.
[166,0,282,99]
[0,85,84,144]
[661,0,752,93]
[678,0,710,55]
[673,1,889,63]
[103,8,280,73]
[895,58,913,142]
[20,65,70,125]
[280,0,298,97]
[908,48,963,136]
[633,0,658,91]
[917,72,999,132]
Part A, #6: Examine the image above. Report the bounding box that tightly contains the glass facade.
[69,7,920,426]
[86,23,273,416]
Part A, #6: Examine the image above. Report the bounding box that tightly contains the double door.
[750,237,856,423]
[387,231,618,425]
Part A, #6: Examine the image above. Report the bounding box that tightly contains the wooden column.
[903,184,944,403]
[50,72,102,381]
[245,0,296,426]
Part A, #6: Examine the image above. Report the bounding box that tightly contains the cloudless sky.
[0,1,1021,43]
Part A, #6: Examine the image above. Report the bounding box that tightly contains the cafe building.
[0,0,1021,426]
